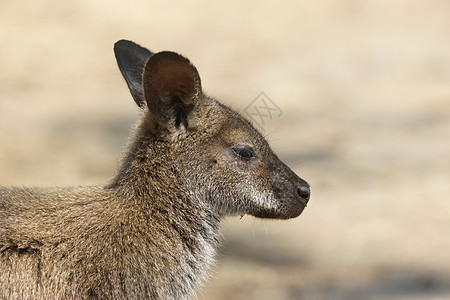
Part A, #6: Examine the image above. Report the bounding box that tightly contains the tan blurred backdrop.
[1,1,449,299]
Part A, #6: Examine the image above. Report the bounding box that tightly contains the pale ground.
[0,1,449,299]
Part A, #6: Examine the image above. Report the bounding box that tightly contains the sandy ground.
[1,1,449,299]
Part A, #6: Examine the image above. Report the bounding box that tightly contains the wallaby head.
[113,40,310,220]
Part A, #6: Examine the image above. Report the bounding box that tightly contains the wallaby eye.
[232,145,255,160]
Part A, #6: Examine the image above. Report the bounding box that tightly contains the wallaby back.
[0,40,310,299]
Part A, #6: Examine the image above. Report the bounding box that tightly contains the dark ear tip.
[114,40,153,61]
[114,40,135,54]
[114,39,127,46]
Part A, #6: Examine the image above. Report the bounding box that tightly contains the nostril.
[297,184,311,203]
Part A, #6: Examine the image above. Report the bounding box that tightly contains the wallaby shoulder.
[0,184,218,299]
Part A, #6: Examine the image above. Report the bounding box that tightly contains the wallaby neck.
[104,117,221,298]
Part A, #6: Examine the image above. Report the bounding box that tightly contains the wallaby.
[0,40,311,299]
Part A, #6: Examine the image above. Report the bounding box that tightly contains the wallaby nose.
[297,183,311,204]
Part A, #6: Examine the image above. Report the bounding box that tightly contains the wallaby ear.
[143,51,202,129]
[114,40,153,108]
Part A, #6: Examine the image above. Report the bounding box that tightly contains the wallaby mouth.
[284,180,310,218]
[250,200,307,220]
[259,163,310,219]
[250,182,310,220]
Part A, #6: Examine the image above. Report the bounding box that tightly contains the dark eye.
[232,146,255,160]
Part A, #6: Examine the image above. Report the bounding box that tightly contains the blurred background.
[0,1,449,299]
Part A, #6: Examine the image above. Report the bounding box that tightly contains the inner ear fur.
[143,51,202,129]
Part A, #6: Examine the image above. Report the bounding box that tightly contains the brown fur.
[0,40,310,299]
